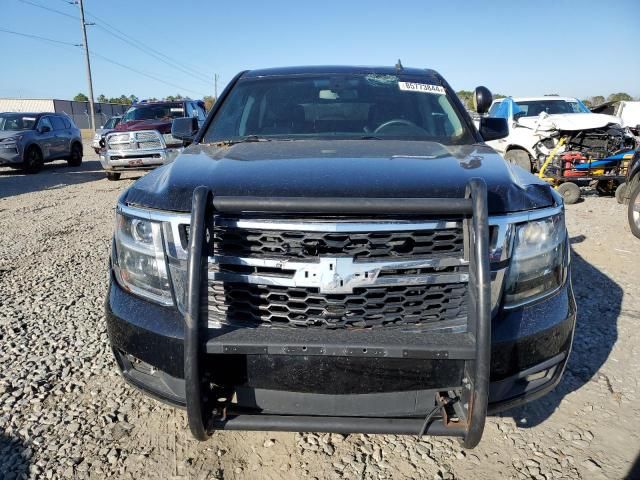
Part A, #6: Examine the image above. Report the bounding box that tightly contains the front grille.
[206,217,470,330]
[107,130,163,151]
[212,221,464,260]
[208,282,468,329]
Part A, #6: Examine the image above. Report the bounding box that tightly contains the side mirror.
[38,125,51,134]
[473,86,493,114]
[479,117,509,142]
[171,117,198,144]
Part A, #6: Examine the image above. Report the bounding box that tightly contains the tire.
[504,149,532,173]
[615,182,627,204]
[106,172,121,181]
[627,181,640,239]
[557,182,581,204]
[23,145,44,174]
[67,143,83,167]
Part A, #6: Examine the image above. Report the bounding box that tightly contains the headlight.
[504,213,568,307]
[1,136,20,148]
[112,210,173,305]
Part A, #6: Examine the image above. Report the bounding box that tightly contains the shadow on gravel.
[0,432,31,479]
[503,241,622,428]
[0,160,106,199]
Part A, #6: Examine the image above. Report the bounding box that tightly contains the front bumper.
[100,147,180,172]
[106,274,576,414]
[0,146,22,165]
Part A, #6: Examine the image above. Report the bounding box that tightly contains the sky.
[1,0,639,101]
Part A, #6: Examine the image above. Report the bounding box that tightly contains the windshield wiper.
[217,135,272,146]
[359,135,383,140]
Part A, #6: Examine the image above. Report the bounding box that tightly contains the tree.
[456,90,474,110]
[97,94,108,103]
[73,93,89,102]
[128,94,139,104]
[607,92,633,103]
[591,95,605,106]
[203,95,216,110]
[581,99,593,108]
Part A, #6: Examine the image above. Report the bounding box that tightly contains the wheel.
[628,181,640,239]
[106,172,121,181]
[504,149,532,173]
[557,182,581,204]
[67,143,83,167]
[615,182,627,204]
[23,146,44,173]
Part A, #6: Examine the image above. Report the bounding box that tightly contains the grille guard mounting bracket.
[184,182,491,448]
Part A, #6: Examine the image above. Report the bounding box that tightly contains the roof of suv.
[243,65,439,78]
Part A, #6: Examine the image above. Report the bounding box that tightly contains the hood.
[122,140,556,215]
[518,112,622,132]
[115,119,173,134]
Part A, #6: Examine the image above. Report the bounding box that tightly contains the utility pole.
[77,0,96,131]
[214,74,219,100]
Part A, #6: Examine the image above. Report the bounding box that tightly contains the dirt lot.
[1,146,639,480]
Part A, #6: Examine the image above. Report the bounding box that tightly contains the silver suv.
[0,112,83,173]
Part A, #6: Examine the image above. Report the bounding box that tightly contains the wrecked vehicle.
[105,66,576,448]
[486,96,627,172]
[101,100,206,180]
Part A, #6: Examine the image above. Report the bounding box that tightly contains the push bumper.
[106,275,575,413]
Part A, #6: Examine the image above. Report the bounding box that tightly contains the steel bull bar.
[184,179,491,448]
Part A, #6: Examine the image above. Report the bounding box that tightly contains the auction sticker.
[398,82,446,95]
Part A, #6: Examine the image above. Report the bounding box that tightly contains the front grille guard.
[184,180,490,448]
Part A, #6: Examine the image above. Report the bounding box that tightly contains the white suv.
[486,96,622,172]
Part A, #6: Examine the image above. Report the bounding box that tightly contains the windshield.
[0,113,37,131]
[203,74,473,144]
[104,116,121,129]
[512,99,589,117]
[122,103,184,122]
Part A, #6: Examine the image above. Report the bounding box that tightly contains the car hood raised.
[518,112,622,132]
[122,140,557,214]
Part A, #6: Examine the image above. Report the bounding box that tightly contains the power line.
[0,27,81,47]
[18,0,79,20]
[46,0,213,84]
[0,28,207,97]
[89,23,212,85]
[86,16,212,84]
[89,51,206,97]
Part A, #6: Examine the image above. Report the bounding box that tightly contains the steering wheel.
[374,119,420,134]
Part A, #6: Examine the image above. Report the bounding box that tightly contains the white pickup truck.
[486,96,624,172]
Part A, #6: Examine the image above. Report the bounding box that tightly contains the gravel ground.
[1,146,639,479]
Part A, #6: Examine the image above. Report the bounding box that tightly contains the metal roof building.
[0,98,129,129]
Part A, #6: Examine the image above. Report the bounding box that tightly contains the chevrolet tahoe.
[105,66,576,448]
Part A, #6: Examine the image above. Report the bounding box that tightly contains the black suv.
[0,112,83,173]
[105,66,575,448]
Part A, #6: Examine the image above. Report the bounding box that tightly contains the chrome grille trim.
[208,255,468,293]
[216,218,461,232]
[106,130,166,151]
